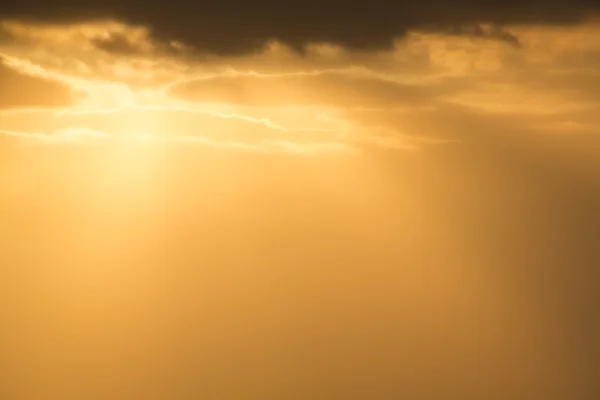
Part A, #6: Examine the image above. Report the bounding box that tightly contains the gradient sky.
[1,2,599,399]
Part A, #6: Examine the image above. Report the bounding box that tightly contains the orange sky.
[1,16,599,400]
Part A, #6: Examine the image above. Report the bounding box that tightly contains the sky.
[1,2,599,399]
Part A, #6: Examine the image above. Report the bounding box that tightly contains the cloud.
[434,24,522,47]
[0,123,355,155]
[90,32,154,55]
[1,1,600,55]
[0,104,362,154]
[54,106,339,141]
[168,71,443,108]
[1,18,600,155]
[0,20,192,88]
[0,56,79,109]
[0,127,109,145]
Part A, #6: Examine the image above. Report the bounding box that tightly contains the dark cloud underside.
[2,0,600,54]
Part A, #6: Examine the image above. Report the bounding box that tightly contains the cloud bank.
[0,17,599,155]
[2,0,600,54]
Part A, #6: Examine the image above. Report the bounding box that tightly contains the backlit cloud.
[0,17,599,154]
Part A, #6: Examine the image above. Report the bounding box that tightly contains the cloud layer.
[0,17,600,155]
[2,0,600,54]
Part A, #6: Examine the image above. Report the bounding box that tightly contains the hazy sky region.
[1,1,599,399]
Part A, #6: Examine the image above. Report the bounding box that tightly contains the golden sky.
[1,14,599,400]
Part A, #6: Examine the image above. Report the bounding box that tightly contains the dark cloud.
[90,32,148,55]
[0,57,79,109]
[89,31,188,56]
[1,0,600,54]
[431,23,522,46]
